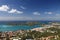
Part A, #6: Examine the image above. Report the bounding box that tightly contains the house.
[13,39,18,40]
[26,39,33,40]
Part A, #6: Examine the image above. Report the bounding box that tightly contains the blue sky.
[0,0,60,21]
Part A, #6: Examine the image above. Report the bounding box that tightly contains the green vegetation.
[20,27,60,40]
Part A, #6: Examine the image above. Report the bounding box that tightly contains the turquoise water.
[0,21,51,32]
[0,25,40,32]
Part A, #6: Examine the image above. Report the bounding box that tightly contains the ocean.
[0,25,40,32]
[0,21,58,32]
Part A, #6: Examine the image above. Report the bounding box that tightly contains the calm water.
[0,25,40,32]
[0,21,54,32]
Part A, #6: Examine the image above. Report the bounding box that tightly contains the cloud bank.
[0,16,33,21]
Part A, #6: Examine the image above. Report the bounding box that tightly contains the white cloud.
[45,12,52,14]
[0,5,9,11]
[20,6,26,9]
[0,5,23,14]
[48,12,52,14]
[33,12,40,15]
[8,9,23,14]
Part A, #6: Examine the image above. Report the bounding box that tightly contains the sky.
[0,0,60,21]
